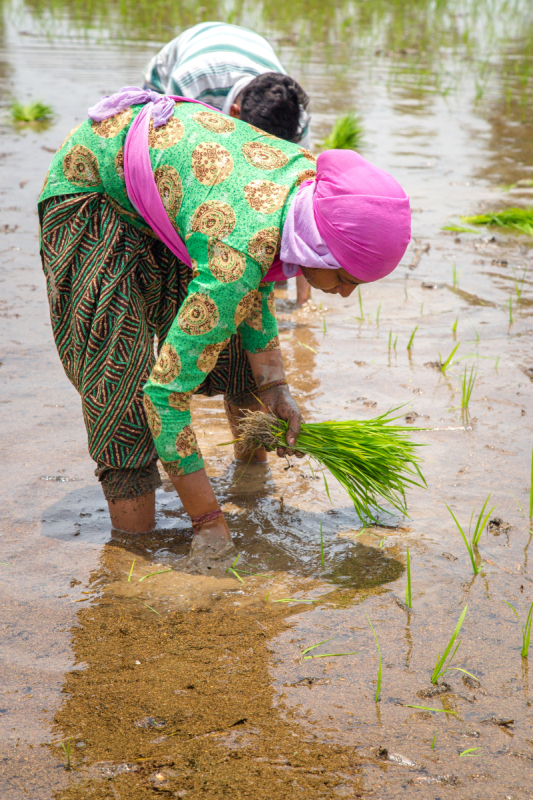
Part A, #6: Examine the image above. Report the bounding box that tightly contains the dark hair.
[239,72,309,142]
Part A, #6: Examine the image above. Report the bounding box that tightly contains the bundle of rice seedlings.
[11,100,54,123]
[237,408,425,522]
[462,207,533,236]
[320,112,364,151]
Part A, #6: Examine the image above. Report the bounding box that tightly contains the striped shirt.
[143,22,311,147]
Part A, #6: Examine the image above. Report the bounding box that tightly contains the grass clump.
[320,111,364,151]
[235,409,426,523]
[11,100,54,123]
[60,737,73,770]
[446,493,495,575]
[459,366,477,409]
[462,207,533,236]
[504,600,533,658]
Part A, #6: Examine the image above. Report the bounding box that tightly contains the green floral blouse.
[39,101,317,475]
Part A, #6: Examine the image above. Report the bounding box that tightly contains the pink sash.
[123,95,284,280]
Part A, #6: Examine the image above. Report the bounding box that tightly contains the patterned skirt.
[39,192,257,498]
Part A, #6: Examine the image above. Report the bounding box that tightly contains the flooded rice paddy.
[2,0,533,797]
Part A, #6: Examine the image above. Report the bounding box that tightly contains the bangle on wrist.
[191,508,223,534]
[256,379,288,394]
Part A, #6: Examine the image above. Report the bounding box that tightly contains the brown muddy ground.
[2,2,533,798]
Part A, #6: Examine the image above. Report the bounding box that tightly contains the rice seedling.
[463,207,533,236]
[273,598,315,603]
[430,605,477,684]
[11,100,54,123]
[376,302,381,325]
[494,355,500,370]
[388,331,392,351]
[446,494,495,575]
[301,637,359,659]
[459,366,477,409]
[234,408,426,523]
[226,555,245,583]
[513,495,525,518]
[320,521,324,569]
[60,737,73,770]
[297,340,318,354]
[441,224,477,233]
[452,317,458,334]
[0,561,12,566]
[470,324,480,343]
[407,326,418,351]
[127,560,135,582]
[530,446,533,519]
[379,537,386,548]
[365,613,381,702]
[138,568,173,582]
[431,731,437,749]
[358,286,364,320]
[323,316,327,334]
[393,335,398,350]
[438,342,460,373]
[460,747,481,757]
[405,546,412,608]
[503,600,533,658]
[420,303,424,316]
[320,111,364,151]
[451,263,461,288]
[512,266,527,300]
[403,704,457,715]
[138,600,162,616]
[508,296,514,325]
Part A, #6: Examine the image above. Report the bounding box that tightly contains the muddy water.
[2,1,533,797]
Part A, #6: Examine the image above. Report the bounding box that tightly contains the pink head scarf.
[275,150,410,283]
[314,150,411,282]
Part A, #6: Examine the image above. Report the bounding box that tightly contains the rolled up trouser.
[39,192,259,498]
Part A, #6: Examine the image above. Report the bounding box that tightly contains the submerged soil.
[2,1,533,798]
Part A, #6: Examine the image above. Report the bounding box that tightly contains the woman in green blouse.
[39,88,410,567]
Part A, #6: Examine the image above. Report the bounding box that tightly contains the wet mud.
[2,1,533,798]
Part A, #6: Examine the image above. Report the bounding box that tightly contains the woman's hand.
[246,348,303,458]
[259,384,303,458]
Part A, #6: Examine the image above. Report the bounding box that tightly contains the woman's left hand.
[259,384,303,457]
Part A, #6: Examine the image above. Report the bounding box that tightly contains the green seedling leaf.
[440,342,461,372]
[127,559,135,583]
[379,537,386,548]
[227,567,245,584]
[407,326,418,350]
[304,652,360,659]
[323,474,332,504]
[403,704,458,715]
[442,225,477,233]
[0,561,12,566]
[138,600,162,617]
[138,569,173,582]
[233,569,270,577]
[301,637,336,655]
[297,341,318,354]
[273,598,315,603]
[504,600,533,658]
[430,605,468,684]
[459,747,481,756]
[431,730,437,749]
